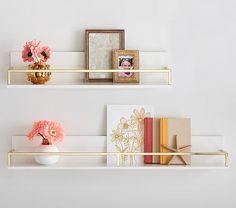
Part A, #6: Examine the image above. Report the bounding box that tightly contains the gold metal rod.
[8,151,228,157]
[10,66,166,70]
[168,71,172,85]
[224,152,229,167]
[7,70,11,85]
[8,69,171,73]
[117,154,120,167]
[225,155,227,167]
[167,71,170,85]
[121,152,226,156]
[8,152,118,156]
[8,154,11,167]
[8,149,228,167]
[218,149,228,154]
[9,66,170,70]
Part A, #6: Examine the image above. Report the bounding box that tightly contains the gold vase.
[27,62,51,84]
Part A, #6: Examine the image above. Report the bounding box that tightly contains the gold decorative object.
[27,62,51,84]
[162,135,192,165]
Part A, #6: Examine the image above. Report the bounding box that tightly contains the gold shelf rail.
[8,149,229,167]
[7,67,172,85]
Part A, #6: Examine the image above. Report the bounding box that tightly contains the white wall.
[0,0,236,207]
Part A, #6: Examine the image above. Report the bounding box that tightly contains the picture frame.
[112,50,139,83]
[85,29,125,82]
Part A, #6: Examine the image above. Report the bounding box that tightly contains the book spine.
[160,118,169,165]
[160,118,163,164]
[144,117,153,164]
[152,118,160,163]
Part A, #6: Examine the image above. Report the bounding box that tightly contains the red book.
[144,117,153,164]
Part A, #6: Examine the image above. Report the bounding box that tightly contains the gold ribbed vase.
[27,62,51,84]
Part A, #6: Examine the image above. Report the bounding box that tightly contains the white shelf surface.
[9,135,228,170]
[8,51,172,88]
[7,82,172,89]
[8,161,228,170]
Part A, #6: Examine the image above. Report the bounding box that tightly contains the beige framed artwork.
[85,29,125,82]
[112,50,139,83]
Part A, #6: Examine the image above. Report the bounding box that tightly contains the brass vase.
[27,62,51,84]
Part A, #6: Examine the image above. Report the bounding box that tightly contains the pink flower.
[27,120,48,140]
[22,39,40,63]
[22,45,34,62]
[22,39,51,63]
[27,120,64,144]
[35,46,52,62]
[26,39,40,49]
[43,121,64,142]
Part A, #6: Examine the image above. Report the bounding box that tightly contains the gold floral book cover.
[107,105,154,166]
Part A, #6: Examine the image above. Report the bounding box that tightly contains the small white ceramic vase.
[34,144,59,165]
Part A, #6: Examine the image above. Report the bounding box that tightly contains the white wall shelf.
[8,135,229,170]
[7,82,172,89]
[8,162,227,170]
[8,51,172,88]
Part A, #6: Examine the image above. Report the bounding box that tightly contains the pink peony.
[27,120,64,144]
[35,46,52,62]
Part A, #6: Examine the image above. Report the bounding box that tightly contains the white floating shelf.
[8,51,172,88]
[8,135,228,170]
[8,161,228,170]
[7,82,172,89]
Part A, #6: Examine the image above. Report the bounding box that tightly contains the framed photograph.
[85,29,125,82]
[107,105,154,166]
[112,50,139,83]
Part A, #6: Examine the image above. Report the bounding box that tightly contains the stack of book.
[144,117,191,165]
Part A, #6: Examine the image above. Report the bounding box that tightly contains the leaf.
[115,145,122,153]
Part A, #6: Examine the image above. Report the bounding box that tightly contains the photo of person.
[113,50,139,83]
[118,56,134,78]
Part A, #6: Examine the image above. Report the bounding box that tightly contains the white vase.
[34,144,59,165]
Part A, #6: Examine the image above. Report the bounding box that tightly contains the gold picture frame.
[85,29,125,82]
[112,50,139,83]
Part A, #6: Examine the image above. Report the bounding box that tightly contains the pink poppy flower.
[25,39,40,49]
[36,46,52,62]
[35,46,52,62]
[22,39,51,63]
[22,45,34,62]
